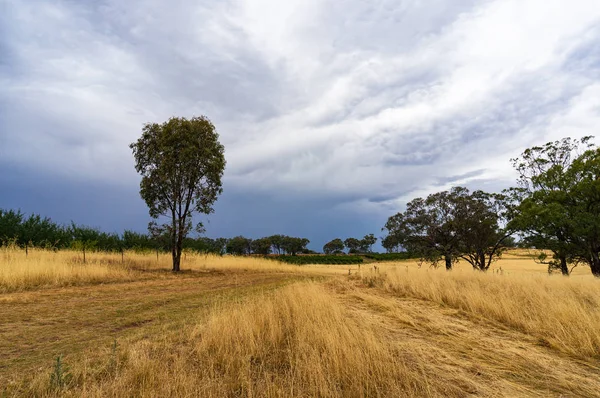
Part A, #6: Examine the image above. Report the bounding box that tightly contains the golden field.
[1,247,600,397]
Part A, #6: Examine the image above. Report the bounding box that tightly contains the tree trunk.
[171,244,178,272]
[559,255,569,276]
[591,252,600,278]
[173,235,183,272]
[83,246,86,264]
[444,255,452,270]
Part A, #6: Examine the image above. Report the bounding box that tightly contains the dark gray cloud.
[2,0,600,249]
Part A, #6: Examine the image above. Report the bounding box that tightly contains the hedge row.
[274,255,364,265]
[363,252,415,261]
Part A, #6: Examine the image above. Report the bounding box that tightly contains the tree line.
[0,210,225,255]
[0,214,383,259]
[322,234,378,254]
[381,136,600,277]
[0,212,326,257]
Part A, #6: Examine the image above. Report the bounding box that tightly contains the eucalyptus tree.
[323,238,345,254]
[383,187,511,270]
[343,238,362,254]
[360,234,378,253]
[226,236,252,255]
[507,137,594,275]
[251,237,273,255]
[562,147,600,276]
[130,116,226,272]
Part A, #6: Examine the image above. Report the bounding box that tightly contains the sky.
[1,0,600,251]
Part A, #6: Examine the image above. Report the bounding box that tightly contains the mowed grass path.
[0,270,304,384]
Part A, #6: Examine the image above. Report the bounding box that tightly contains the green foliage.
[49,355,72,390]
[383,187,511,271]
[359,234,377,253]
[323,238,345,254]
[506,136,600,276]
[268,234,285,254]
[281,236,310,255]
[344,238,361,254]
[363,252,416,261]
[226,236,252,255]
[274,255,363,265]
[251,237,272,255]
[130,116,226,271]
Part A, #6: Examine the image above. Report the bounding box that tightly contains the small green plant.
[50,355,72,390]
[107,338,119,376]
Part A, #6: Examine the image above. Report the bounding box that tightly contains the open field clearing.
[1,249,600,397]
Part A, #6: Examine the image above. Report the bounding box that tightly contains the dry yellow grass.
[372,262,600,359]
[0,247,354,293]
[2,248,600,397]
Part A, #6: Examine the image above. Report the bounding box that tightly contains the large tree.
[454,190,511,271]
[507,137,593,275]
[562,147,600,276]
[382,187,510,270]
[383,189,463,270]
[130,116,226,272]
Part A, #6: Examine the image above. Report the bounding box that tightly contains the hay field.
[1,248,600,397]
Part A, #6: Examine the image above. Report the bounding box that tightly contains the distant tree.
[122,230,153,252]
[19,213,64,253]
[0,209,24,246]
[226,236,252,256]
[69,223,101,263]
[213,238,228,255]
[251,237,273,255]
[269,234,285,254]
[130,116,226,272]
[359,234,377,253]
[281,236,310,256]
[344,238,361,254]
[323,238,345,254]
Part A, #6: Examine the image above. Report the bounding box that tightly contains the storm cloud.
[2,0,600,249]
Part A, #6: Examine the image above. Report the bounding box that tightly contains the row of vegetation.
[363,252,416,261]
[274,255,364,265]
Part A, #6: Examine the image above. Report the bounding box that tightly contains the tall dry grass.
[375,264,600,359]
[16,283,460,397]
[0,247,348,293]
[0,247,139,293]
